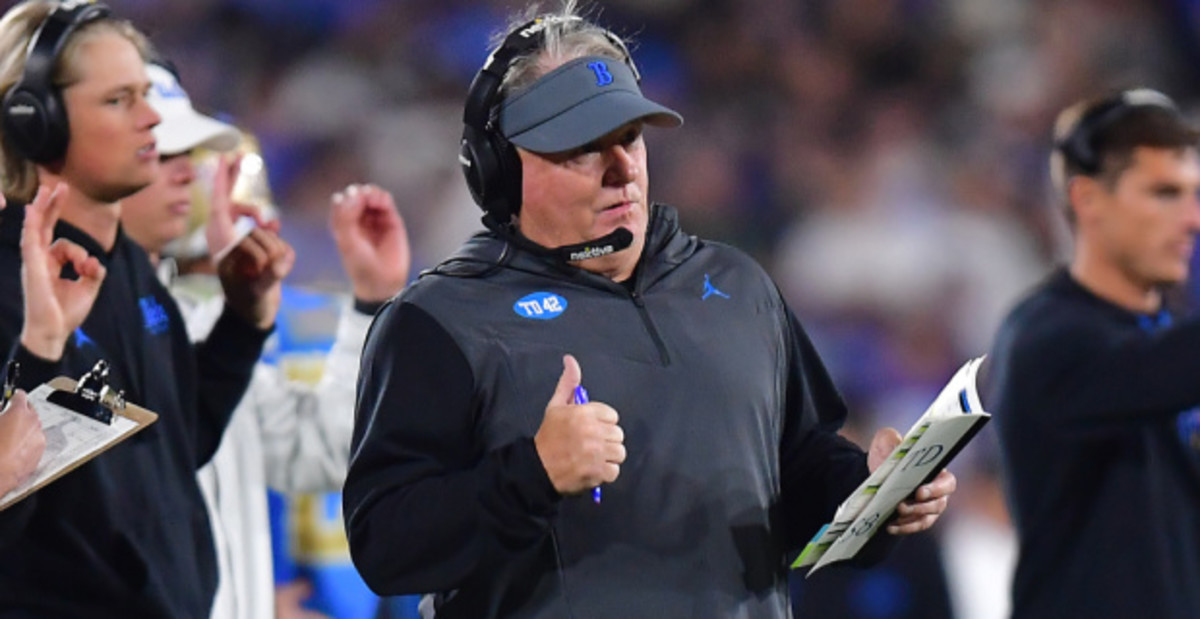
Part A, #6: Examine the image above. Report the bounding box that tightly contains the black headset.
[1056,89,1180,175]
[458,16,640,228]
[2,1,112,164]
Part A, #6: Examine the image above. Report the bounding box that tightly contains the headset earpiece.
[459,123,519,218]
[460,56,520,222]
[2,1,111,164]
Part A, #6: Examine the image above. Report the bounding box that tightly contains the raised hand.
[534,354,626,495]
[329,183,410,303]
[19,183,106,360]
[0,390,46,496]
[205,153,273,261]
[217,227,294,330]
[867,427,957,535]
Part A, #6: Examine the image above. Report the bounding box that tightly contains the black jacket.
[345,205,875,618]
[0,203,268,618]
[986,269,1200,618]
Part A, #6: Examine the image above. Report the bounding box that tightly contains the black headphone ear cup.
[461,124,504,215]
[459,126,490,208]
[2,85,68,164]
[1060,131,1096,174]
[460,124,523,224]
[1075,141,1096,174]
[489,130,522,222]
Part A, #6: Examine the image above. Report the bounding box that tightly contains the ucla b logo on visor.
[514,292,568,320]
[589,61,613,86]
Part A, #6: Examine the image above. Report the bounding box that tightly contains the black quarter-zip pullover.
[346,204,878,618]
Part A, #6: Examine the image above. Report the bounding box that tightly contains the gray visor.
[498,56,683,153]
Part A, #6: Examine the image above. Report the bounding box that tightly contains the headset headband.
[1057,88,1180,174]
[19,1,110,93]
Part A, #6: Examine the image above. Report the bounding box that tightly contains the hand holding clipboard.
[0,360,158,511]
[0,365,46,499]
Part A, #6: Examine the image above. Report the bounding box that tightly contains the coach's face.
[517,121,649,283]
[1089,146,1200,288]
[58,31,160,203]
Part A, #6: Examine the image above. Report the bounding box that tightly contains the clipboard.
[793,356,992,575]
[0,360,158,510]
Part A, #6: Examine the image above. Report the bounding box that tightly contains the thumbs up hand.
[534,354,626,495]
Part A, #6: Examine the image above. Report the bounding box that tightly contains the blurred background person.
[119,59,412,619]
[985,89,1200,618]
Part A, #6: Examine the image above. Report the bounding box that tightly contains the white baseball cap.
[146,62,241,156]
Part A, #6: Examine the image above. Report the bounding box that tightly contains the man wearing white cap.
[120,62,242,260]
[121,60,412,619]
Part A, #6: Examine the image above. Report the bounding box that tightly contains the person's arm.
[778,306,953,565]
[1000,309,1200,431]
[257,305,373,493]
[0,233,40,543]
[0,376,38,542]
[256,182,409,492]
[183,153,292,465]
[776,306,876,554]
[0,362,39,542]
[0,390,46,497]
[343,301,560,596]
[190,304,272,467]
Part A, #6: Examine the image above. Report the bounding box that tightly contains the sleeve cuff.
[504,436,561,514]
[335,303,374,353]
[211,306,274,370]
[9,344,64,391]
[353,297,388,316]
[479,437,562,543]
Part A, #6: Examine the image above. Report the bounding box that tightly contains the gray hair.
[495,1,631,100]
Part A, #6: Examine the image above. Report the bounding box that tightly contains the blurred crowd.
[77,0,1200,617]
[120,0,1199,364]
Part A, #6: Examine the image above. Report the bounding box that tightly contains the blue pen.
[572,385,602,504]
